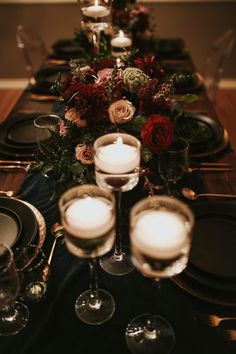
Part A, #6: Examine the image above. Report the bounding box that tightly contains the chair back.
[16,25,48,82]
[204,28,235,102]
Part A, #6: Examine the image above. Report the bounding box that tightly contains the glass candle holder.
[78,0,112,53]
[59,184,116,325]
[110,29,132,58]
[94,133,141,276]
[126,196,194,354]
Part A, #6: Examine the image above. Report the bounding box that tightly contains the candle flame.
[118,30,125,38]
[115,136,123,145]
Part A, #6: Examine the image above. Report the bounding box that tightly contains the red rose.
[141,115,174,154]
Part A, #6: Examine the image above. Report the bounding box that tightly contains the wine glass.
[34,114,61,153]
[158,137,189,197]
[78,0,112,53]
[0,244,29,336]
[59,184,116,325]
[15,245,50,303]
[94,133,141,276]
[126,196,194,354]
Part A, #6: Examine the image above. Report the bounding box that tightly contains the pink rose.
[59,121,68,136]
[108,99,135,124]
[65,107,87,128]
[96,68,114,85]
[75,144,95,165]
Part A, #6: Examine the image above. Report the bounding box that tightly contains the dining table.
[0,36,236,354]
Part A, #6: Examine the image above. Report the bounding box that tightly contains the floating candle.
[95,136,140,174]
[65,197,113,238]
[133,210,188,259]
[82,0,110,18]
[111,30,132,48]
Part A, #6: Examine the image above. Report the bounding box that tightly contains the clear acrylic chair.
[16,25,48,84]
[204,28,235,103]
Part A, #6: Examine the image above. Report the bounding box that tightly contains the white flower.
[108,99,135,124]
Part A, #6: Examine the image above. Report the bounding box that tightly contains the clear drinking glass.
[34,114,61,153]
[59,184,116,325]
[94,133,141,276]
[126,196,194,354]
[0,244,29,336]
[78,0,112,53]
[15,245,50,303]
[158,137,189,197]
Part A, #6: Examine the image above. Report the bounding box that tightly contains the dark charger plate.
[0,206,22,248]
[173,201,236,306]
[0,197,38,254]
[0,112,46,150]
[51,39,84,59]
[177,113,225,156]
[33,65,70,94]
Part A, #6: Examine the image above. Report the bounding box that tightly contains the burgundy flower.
[134,56,165,80]
[91,59,116,74]
[73,83,108,122]
[141,114,174,154]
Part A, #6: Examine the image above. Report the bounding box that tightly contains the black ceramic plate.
[0,197,38,254]
[0,206,22,248]
[172,201,236,305]
[168,68,204,94]
[156,39,186,58]
[177,113,224,155]
[0,112,45,151]
[189,201,236,278]
[0,144,35,159]
[33,65,70,94]
[51,39,84,59]
[172,271,236,306]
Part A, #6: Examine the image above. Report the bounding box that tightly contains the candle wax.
[133,210,188,259]
[111,31,132,48]
[82,5,110,18]
[95,139,140,174]
[65,197,113,238]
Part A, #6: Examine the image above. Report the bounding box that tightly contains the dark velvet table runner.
[0,172,236,354]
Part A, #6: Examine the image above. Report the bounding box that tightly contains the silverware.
[223,329,236,341]
[48,223,64,265]
[0,190,19,197]
[0,165,29,172]
[187,167,233,173]
[181,187,236,200]
[197,314,236,327]
[27,94,59,101]
[198,162,231,167]
[0,160,34,165]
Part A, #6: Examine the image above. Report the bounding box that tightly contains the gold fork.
[197,314,236,327]
[0,165,30,172]
[187,167,233,173]
[223,329,236,341]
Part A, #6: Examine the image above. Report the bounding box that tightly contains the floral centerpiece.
[32,52,192,196]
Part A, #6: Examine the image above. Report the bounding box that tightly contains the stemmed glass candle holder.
[79,0,111,53]
[94,133,141,275]
[0,244,29,336]
[110,29,132,58]
[158,137,189,197]
[59,184,116,325]
[126,196,194,354]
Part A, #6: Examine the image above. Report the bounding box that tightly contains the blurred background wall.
[0,1,235,83]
